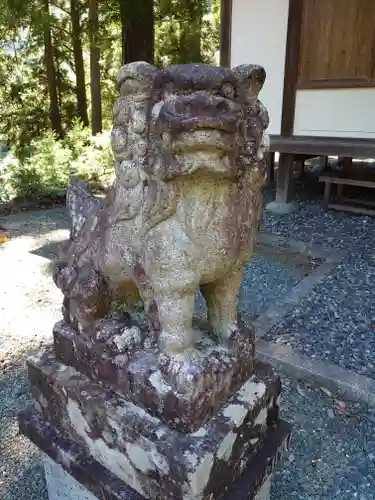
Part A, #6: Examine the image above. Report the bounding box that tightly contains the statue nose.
[176,92,234,118]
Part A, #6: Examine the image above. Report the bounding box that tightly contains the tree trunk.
[178,1,202,63]
[119,0,127,65]
[185,2,202,62]
[54,45,62,108]
[71,0,89,126]
[42,0,62,137]
[121,0,154,64]
[89,0,102,135]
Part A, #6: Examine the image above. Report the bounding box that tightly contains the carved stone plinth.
[25,348,281,498]
[20,347,290,500]
[53,318,255,433]
[20,409,290,500]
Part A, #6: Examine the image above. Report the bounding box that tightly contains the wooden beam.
[280,0,303,136]
[220,0,232,67]
[270,135,375,158]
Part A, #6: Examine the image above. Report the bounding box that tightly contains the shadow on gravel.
[30,238,70,278]
[30,238,69,262]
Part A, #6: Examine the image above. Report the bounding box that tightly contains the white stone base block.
[43,453,272,500]
[43,455,97,500]
[265,200,298,214]
[254,476,271,500]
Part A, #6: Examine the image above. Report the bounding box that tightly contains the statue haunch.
[55,62,269,364]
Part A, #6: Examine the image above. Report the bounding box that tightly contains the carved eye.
[221,83,235,99]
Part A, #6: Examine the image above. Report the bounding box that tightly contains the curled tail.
[66,174,101,240]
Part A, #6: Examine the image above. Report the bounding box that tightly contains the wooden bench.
[268,135,375,204]
[319,171,375,216]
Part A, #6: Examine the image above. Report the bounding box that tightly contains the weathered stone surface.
[26,348,280,500]
[19,407,291,500]
[53,61,269,395]
[53,318,255,433]
[44,454,273,500]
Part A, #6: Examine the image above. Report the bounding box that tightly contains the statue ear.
[116,61,158,89]
[246,65,266,99]
[232,64,266,99]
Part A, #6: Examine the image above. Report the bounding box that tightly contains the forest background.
[0,0,220,204]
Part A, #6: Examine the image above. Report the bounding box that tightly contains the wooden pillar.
[220,0,232,67]
[342,157,353,175]
[276,0,303,205]
[322,156,331,171]
[276,153,295,203]
[323,180,331,212]
[295,155,306,179]
[267,152,275,184]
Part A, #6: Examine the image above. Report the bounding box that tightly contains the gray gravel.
[0,361,48,500]
[272,376,375,500]
[261,171,375,377]
[262,184,375,254]
[195,253,301,322]
[239,254,301,320]
[0,207,68,500]
[263,256,375,376]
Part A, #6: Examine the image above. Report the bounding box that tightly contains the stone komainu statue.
[54,62,269,370]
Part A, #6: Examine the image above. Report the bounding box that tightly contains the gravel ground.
[239,254,301,320]
[263,256,375,376]
[195,253,302,322]
[272,377,375,500]
[262,170,375,377]
[262,180,375,254]
[0,361,48,500]
[0,208,68,500]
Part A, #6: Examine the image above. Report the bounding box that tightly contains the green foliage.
[0,122,113,203]
[1,131,72,200]
[154,0,220,65]
[0,0,221,205]
[62,118,91,158]
[71,129,114,185]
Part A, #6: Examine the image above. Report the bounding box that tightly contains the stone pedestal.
[19,327,291,500]
[43,455,97,500]
[20,405,290,500]
[265,200,298,215]
[42,448,273,500]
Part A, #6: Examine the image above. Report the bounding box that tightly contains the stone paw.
[159,350,206,398]
[110,325,143,354]
[159,349,235,399]
[226,321,255,357]
[94,316,132,342]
